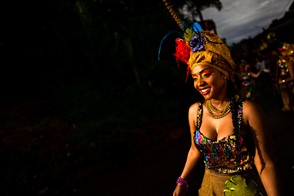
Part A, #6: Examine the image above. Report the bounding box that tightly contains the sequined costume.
[276,43,294,111]
[240,72,256,100]
[194,99,266,195]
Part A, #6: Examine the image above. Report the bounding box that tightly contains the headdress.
[159,0,236,81]
[280,43,294,62]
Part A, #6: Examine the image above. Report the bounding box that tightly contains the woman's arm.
[249,71,261,78]
[243,100,281,196]
[173,103,202,196]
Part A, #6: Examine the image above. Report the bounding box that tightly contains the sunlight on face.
[191,63,227,99]
[191,63,221,82]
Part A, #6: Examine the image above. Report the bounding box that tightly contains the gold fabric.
[281,43,294,63]
[281,43,294,57]
[188,31,236,81]
[198,169,266,196]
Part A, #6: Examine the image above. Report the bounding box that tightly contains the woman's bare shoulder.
[189,101,201,114]
[188,102,201,132]
[242,99,266,122]
[242,99,263,112]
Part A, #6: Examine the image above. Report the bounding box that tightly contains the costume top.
[194,99,255,174]
[241,73,253,87]
[278,61,290,81]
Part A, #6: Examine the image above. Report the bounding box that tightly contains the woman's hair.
[228,74,241,98]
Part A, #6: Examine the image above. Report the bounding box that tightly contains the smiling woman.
[159,20,282,195]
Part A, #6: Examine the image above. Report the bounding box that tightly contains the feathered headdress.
[159,0,236,81]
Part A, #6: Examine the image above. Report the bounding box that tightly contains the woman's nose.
[195,78,204,87]
[198,77,205,86]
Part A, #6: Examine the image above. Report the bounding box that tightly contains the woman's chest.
[198,114,235,141]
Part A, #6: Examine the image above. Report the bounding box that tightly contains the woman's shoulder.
[188,101,203,130]
[242,99,261,110]
[241,99,265,120]
[188,101,202,118]
[189,101,203,112]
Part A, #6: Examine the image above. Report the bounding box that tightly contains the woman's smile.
[199,87,211,95]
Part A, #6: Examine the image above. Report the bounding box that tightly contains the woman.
[276,43,294,112]
[238,60,261,100]
[171,23,281,196]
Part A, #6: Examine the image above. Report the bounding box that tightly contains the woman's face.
[191,63,227,100]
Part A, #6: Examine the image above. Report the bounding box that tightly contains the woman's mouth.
[199,87,210,95]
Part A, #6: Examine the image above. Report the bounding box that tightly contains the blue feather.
[158,30,182,61]
[191,22,203,33]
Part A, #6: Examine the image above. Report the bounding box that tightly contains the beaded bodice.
[194,99,254,174]
[278,61,290,80]
[241,73,253,87]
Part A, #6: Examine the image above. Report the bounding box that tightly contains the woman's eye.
[193,77,198,82]
[201,71,211,78]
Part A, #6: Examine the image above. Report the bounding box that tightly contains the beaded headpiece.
[174,24,236,81]
[159,0,236,81]
[280,43,294,62]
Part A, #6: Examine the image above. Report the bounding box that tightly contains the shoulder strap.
[196,101,203,129]
[231,97,244,135]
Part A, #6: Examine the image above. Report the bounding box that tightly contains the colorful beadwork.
[194,98,254,174]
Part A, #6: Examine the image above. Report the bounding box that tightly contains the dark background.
[0,0,293,195]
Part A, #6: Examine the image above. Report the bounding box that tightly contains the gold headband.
[188,31,236,80]
[173,23,236,81]
[281,43,294,58]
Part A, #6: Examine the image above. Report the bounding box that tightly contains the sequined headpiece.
[158,0,236,81]
[174,22,236,81]
[280,43,294,62]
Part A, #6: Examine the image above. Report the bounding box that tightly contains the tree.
[171,0,222,23]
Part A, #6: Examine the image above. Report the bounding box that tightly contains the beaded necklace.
[206,99,231,119]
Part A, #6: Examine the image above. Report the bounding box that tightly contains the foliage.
[171,0,222,22]
[1,0,215,167]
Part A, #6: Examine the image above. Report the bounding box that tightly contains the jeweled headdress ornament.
[159,0,236,81]
[280,43,294,62]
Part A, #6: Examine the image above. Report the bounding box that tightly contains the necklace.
[206,100,231,119]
